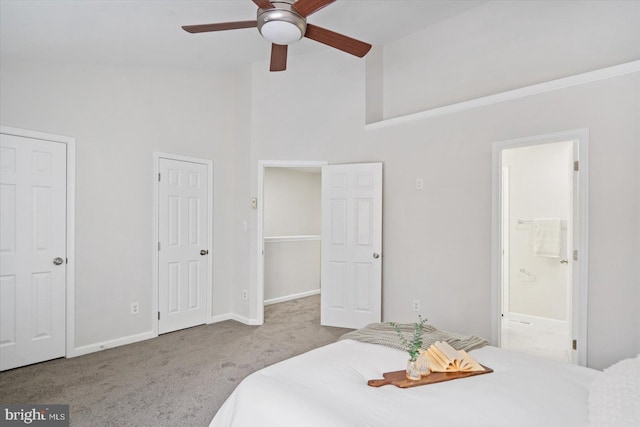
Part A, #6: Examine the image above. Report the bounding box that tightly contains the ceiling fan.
[182,0,372,72]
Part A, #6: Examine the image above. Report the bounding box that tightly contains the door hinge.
[573,161,579,171]
[573,250,578,261]
[158,242,161,251]
[158,172,161,182]
[158,312,161,320]
[572,339,577,350]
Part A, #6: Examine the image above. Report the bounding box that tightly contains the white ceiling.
[0,0,484,72]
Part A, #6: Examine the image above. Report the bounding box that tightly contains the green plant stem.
[390,315,428,362]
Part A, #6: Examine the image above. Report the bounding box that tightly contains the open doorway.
[256,161,383,328]
[256,161,327,324]
[501,141,573,362]
[492,129,589,366]
[263,166,322,306]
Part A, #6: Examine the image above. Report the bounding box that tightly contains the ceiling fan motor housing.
[257,1,307,45]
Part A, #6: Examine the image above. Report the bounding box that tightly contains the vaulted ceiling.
[0,0,484,71]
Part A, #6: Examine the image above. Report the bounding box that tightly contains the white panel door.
[321,163,382,328]
[158,158,209,334]
[0,134,66,371]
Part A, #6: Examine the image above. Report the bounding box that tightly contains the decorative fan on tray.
[182,0,372,71]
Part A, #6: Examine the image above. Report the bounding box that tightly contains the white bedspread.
[211,339,599,427]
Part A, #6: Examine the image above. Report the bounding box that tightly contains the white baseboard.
[69,302,303,358]
[208,313,234,324]
[230,314,262,326]
[264,289,320,306]
[70,330,156,358]
[209,312,262,326]
[70,314,261,358]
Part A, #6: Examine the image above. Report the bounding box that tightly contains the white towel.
[532,218,561,258]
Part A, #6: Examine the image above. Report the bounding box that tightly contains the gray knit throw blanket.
[339,322,489,353]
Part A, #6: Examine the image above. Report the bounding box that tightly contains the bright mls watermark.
[1,405,69,426]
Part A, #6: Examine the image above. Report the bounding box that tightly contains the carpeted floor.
[0,295,351,426]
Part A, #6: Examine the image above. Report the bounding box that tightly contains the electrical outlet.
[415,178,423,190]
[131,302,139,314]
[242,290,248,300]
[412,300,420,312]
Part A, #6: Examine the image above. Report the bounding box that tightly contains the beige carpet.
[0,295,351,426]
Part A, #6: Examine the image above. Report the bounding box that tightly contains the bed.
[210,337,606,427]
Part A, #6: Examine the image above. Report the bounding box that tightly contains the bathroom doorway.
[492,129,589,366]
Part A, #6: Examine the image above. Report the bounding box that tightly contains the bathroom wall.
[503,141,574,321]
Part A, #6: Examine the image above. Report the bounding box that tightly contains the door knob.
[373,253,380,259]
[53,257,64,265]
[200,249,209,256]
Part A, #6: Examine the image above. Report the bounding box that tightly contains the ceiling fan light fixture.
[261,20,303,45]
[257,2,307,45]
[183,0,373,72]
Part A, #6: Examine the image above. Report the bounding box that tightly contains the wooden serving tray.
[368,365,493,388]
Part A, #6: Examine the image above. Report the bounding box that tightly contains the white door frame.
[256,160,327,325]
[0,126,77,358]
[152,152,213,335]
[500,166,510,317]
[491,128,589,366]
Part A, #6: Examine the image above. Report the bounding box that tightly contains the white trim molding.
[209,313,234,324]
[230,314,263,326]
[264,235,321,243]
[0,126,78,358]
[264,289,320,306]
[366,60,640,131]
[73,330,155,358]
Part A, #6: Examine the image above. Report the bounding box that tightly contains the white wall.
[383,0,640,119]
[2,0,638,371]
[264,239,320,302]
[230,64,254,322]
[263,168,321,302]
[246,50,369,321]
[0,60,243,348]
[264,168,320,236]
[243,2,640,370]
[375,73,639,371]
[503,142,573,321]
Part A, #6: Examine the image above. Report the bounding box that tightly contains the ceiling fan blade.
[252,0,275,9]
[270,44,288,72]
[292,0,335,17]
[182,20,257,33]
[304,24,372,58]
